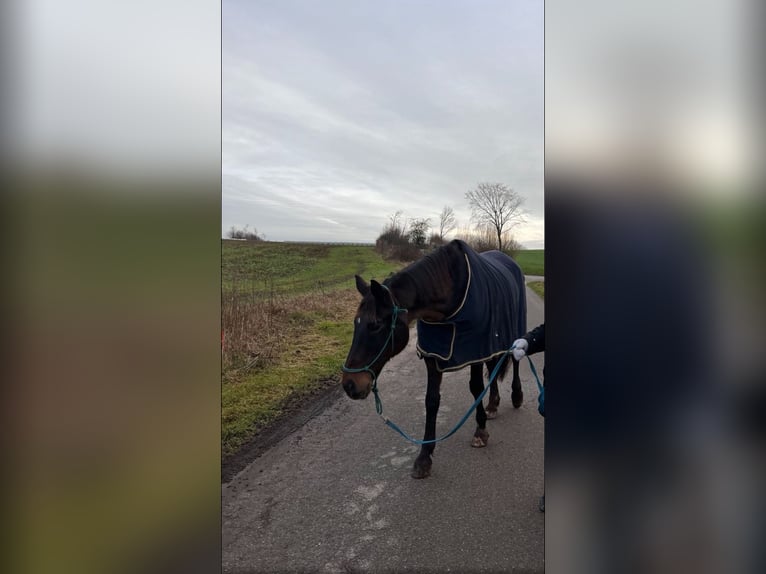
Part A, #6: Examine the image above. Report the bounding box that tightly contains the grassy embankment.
[222,241,403,457]
[222,242,545,457]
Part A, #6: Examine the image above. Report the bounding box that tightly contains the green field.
[223,242,545,294]
[513,249,544,276]
[222,241,401,295]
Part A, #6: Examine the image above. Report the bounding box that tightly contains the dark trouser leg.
[470,363,490,447]
[511,357,523,408]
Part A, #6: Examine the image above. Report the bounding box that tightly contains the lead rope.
[379,344,542,445]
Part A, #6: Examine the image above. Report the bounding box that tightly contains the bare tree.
[438,206,457,240]
[388,211,404,232]
[465,183,525,251]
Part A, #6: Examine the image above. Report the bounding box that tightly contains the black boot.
[538,495,545,513]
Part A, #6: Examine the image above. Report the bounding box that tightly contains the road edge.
[221,377,344,483]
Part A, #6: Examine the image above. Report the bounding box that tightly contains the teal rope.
[380,345,543,445]
[527,353,545,416]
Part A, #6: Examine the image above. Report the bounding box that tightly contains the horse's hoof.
[486,409,498,420]
[471,436,488,448]
[512,392,523,408]
[471,428,489,448]
[411,459,431,479]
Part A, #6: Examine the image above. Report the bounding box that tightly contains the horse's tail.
[500,353,512,381]
[486,353,511,383]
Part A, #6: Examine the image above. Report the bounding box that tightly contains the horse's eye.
[368,321,383,332]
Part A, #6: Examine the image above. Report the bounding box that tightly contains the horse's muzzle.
[341,373,371,400]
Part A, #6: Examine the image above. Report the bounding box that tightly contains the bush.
[428,233,445,248]
[227,225,262,241]
[375,237,422,261]
[375,212,424,261]
[504,236,523,256]
[454,225,521,256]
[408,218,430,248]
[376,226,409,247]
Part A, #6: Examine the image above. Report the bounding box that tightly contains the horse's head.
[341,275,410,400]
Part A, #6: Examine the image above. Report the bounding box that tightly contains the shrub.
[227,225,262,241]
[454,225,521,256]
[375,212,424,261]
[407,218,430,248]
[428,233,445,248]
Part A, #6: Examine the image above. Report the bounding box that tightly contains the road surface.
[223,281,544,573]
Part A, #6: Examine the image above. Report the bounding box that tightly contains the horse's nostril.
[343,379,355,394]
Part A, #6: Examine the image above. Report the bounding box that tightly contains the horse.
[341,239,527,478]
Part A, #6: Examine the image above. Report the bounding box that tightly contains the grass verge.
[222,242,404,458]
[222,289,360,456]
[527,280,544,300]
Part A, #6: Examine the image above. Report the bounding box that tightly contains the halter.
[342,283,407,415]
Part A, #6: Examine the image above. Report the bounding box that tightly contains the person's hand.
[512,338,528,361]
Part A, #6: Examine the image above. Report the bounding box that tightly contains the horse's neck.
[387,256,464,323]
[387,280,442,322]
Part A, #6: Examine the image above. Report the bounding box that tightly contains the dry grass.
[222,288,359,376]
[221,287,362,455]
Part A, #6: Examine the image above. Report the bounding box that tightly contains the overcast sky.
[223,0,543,247]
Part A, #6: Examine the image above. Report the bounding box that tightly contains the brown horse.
[341,239,526,478]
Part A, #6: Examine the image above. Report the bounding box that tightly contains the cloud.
[223,0,543,246]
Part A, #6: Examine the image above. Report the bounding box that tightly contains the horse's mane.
[385,240,466,313]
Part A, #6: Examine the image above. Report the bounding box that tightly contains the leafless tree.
[438,206,457,240]
[465,182,525,251]
[388,211,404,232]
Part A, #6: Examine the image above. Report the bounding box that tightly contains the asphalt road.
[223,281,545,574]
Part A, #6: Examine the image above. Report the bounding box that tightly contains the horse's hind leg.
[469,363,490,447]
[511,356,523,408]
[485,358,501,419]
[412,358,442,479]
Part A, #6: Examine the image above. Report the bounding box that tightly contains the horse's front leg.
[411,358,442,479]
[511,356,523,408]
[469,363,490,447]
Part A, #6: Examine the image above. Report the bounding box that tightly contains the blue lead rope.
[527,354,545,417]
[381,345,544,446]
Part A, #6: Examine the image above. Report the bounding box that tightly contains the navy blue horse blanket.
[416,241,527,372]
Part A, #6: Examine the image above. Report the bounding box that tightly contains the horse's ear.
[355,275,370,296]
[369,279,385,301]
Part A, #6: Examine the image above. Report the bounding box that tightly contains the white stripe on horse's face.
[356,317,361,325]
